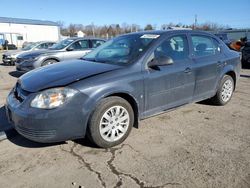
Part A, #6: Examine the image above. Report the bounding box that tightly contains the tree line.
[57,21,230,38]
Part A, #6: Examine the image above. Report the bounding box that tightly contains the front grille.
[14,83,31,102]
[16,125,56,139]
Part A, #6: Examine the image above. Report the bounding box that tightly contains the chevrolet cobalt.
[6,30,241,148]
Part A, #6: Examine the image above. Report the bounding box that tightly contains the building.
[0,17,60,48]
[213,29,250,41]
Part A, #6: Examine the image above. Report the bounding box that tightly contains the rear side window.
[48,43,55,47]
[37,43,47,49]
[191,35,220,57]
[91,40,105,48]
[154,35,189,61]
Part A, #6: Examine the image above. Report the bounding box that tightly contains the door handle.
[184,68,192,73]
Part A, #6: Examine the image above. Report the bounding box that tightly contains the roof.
[0,17,59,26]
[65,37,106,41]
[124,29,210,36]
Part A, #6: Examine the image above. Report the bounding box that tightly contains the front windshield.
[49,38,74,50]
[23,42,39,51]
[83,34,160,64]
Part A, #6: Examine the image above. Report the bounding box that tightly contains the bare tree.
[144,24,153,31]
[68,24,77,37]
[58,21,231,38]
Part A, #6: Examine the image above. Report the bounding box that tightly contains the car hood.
[19,60,123,92]
[18,49,61,58]
[4,50,22,56]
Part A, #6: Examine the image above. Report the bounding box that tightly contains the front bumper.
[5,89,88,143]
[15,63,34,72]
[2,57,15,64]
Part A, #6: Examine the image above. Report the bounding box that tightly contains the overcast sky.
[1,0,250,28]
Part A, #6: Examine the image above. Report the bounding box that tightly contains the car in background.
[2,41,55,65]
[4,44,18,50]
[22,42,35,49]
[6,30,240,148]
[214,33,232,46]
[15,37,105,72]
[0,39,18,51]
[241,41,250,67]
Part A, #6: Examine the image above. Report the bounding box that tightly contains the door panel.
[190,35,223,101]
[143,35,195,116]
[144,59,195,115]
[63,40,90,60]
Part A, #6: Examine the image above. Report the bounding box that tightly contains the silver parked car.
[2,41,56,65]
[15,37,106,72]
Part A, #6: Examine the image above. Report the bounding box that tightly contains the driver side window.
[154,35,189,61]
[70,40,89,50]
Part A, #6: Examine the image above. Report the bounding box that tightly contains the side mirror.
[66,46,74,51]
[148,55,174,68]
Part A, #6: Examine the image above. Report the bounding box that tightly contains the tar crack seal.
[106,144,181,188]
[60,143,106,188]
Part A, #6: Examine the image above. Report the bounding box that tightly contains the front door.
[143,35,195,117]
[63,39,91,60]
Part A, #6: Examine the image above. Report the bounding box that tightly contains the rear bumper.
[5,91,88,143]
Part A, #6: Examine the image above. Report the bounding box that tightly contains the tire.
[41,59,58,66]
[210,75,234,105]
[87,96,134,148]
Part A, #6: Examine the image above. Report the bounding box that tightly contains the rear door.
[189,35,224,101]
[143,34,195,116]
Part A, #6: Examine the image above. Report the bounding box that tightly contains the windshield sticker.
[140,34,160,39]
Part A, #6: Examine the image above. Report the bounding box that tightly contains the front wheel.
[87,96,134,148]
[211,75,234,105]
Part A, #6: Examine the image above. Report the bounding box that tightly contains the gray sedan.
[6,30,240,148]
[15,37,105,72]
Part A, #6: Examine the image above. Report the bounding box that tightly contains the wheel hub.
[221,79,233,102]
[99,105,130,142]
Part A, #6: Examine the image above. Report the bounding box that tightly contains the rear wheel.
[87,96,134,148]
[211,75,234,105]
[41,59,58,66]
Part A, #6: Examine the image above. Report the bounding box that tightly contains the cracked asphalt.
[0,54,250,188]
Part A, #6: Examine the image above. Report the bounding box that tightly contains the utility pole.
[194,14,197,30]
[92,22,95,37]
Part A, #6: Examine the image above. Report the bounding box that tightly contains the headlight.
[10,54,17,58]
[27,56,39,61]
[31,87,77,109]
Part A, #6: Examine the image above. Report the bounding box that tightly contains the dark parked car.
[4,44,18,50]
[214,33,232,46]
[2,41,55,65]
[241,41,250,67]
[15,37,105,72]
[6,30,240,148]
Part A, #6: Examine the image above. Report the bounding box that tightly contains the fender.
[78,85,141,136]
[42,56,61,63]
[216,64,236,91]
